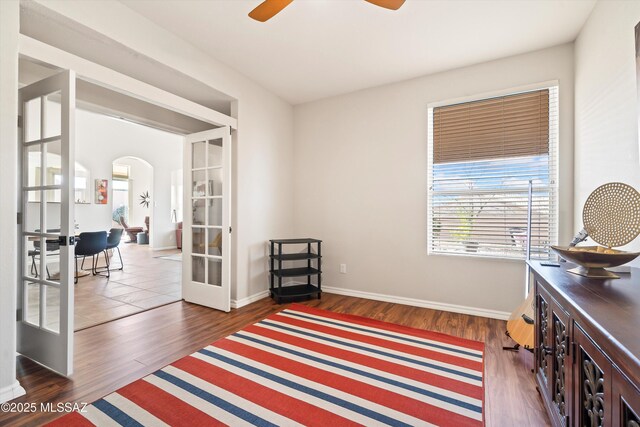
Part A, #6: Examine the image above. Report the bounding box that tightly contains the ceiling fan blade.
[364,0,405,10]
[249,0,294,22]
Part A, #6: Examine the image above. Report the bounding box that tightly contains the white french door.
[17,70,76,376]
[182,127,231,312]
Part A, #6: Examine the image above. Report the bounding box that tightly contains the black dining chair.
[105,228,124,271]
[75,231,108,284]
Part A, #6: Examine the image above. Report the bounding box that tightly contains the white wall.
[574,0,640,257]
[293,44,575,315]
[0,0,25,404]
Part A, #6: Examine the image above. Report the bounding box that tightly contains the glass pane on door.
[207,139,222,167]
[192,256,205,283]
[207,229,222,256]
[207,199,222,226]
[24,281,40,327]
[24,236,39,280]
[192,228,205,254]
[43,285,60,333]
[43,91,62,139]
[27,143,42,188]
[207,168,222,196]
[192,199,205,225]
[24,97,41,143]
[44,139,63,187]
[24,191,41,233]
[207,259,222,287]
[42,235,62,283]
[192,142,206,169]
[44,189,62,223]
[192,170,206,197]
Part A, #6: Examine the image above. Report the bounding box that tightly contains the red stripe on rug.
[288,304,484,351]
[242,323,483,399]
[116,378,226,426]
[269,312,483,372]
[46,412,94,427]
[173,355,364,427]
[214,337,482,426]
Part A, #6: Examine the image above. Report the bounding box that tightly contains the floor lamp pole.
[524,180,533,298]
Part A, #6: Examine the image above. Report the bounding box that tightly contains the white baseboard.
[152,245,178,251]
[322,286,511,320]
[0,381,25,404]
[228,286,510,320]
[231,290,270,309]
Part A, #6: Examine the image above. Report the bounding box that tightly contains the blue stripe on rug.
[282,310,482,359]
[198,348,413,427]
[260,319,483,382]
[93,399,144,427]
[234,331,482,413]
[154,370,277,427]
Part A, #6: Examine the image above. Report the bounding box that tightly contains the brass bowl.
[551,245,640,279]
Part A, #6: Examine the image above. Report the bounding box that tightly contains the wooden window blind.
[433,89,549,164]
[428,87,558,259]
[112,164,130,180]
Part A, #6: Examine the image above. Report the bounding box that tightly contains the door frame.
[13,39,238,377]
[19,35,237,131]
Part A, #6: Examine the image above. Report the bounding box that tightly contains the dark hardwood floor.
[1,294,549,426]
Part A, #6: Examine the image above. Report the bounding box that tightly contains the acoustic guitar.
[503,229,588,352]
[503,291,534,351]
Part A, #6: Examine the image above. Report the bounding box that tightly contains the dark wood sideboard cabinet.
[529,261,640,427]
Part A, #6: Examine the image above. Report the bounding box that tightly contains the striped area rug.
[50,304,484,426]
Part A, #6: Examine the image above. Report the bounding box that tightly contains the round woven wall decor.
[582,182,640,248]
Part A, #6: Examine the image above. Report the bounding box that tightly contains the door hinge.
[17,115,23,129]
[229,227,233,233]
[572,342,577,363]
[17,212,22,225]
[58,236,75,246]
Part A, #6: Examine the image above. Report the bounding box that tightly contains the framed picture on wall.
[95,179,108,204]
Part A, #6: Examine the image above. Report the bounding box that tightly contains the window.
[427,86,558,259]
[112,179,129,191]
[112,164,131,224]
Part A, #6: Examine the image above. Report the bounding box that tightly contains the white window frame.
[427,81,560,260]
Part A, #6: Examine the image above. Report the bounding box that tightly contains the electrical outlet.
[340,264,347,274]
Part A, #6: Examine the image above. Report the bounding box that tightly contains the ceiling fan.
[249,0,406,22]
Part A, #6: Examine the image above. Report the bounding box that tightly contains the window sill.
[427,250,532,263]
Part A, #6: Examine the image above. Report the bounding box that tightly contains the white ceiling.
[121,0,596,105]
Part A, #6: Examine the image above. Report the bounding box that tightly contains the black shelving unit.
[269,238,322,303]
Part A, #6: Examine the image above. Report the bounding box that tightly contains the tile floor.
[25,242,182,331]
[74,243,182,330]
